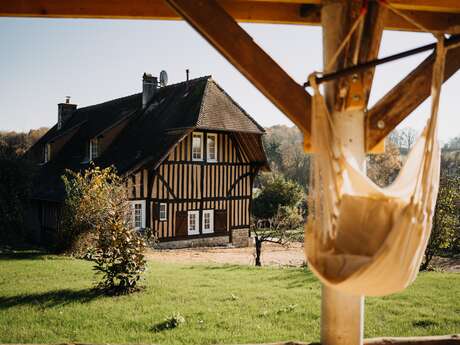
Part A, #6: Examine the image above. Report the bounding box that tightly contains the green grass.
[0,252,459,345]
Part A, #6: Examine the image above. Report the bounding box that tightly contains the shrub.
[421,175,460,270]
[61,165,151,294]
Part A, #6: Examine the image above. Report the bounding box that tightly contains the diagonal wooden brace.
[366,43,460,151]
[165,0,313,150]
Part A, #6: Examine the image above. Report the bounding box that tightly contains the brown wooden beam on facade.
[165,0,312,146]
[366,43,460,150]
[0,1,459,34]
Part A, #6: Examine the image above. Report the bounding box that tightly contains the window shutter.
[175,211,188,237]
[152,202,159,221]
[215,210,227,234]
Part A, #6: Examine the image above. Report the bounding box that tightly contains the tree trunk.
[420,252,433,271]
[255,236,262,266]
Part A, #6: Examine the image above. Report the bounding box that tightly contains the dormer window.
[89,138,98,160]
[44,143,51,163]
[207,133,217,162]
[192,132,203,161]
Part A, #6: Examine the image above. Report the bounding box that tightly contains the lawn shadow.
[0,288,103,309]
[197,264,247,271]
[266,268,319,288]
[0,250,49,261]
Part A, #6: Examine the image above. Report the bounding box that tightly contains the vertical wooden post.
[321,1,366,345]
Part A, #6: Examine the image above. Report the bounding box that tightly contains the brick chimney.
[142,73,158,108]
[58,96,77,130]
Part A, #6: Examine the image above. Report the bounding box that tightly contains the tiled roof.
[31,76,267,201]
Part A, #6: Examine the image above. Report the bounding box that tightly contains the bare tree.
[251,206,303,266]
[400,127,418,150]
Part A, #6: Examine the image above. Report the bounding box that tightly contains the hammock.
[305,35,446,296]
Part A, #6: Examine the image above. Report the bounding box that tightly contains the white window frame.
[89,138,98,161]
[192,132,203,161]
[207,133,218,163]
[159,203,167,221]
[202,209,214,234]
[130,200,146,230]
[44,143,51,163]
[187,210,200,235]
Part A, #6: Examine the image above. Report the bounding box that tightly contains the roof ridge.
[75,75,212,112]
[74,92,141,113]
[196,77,211,127]
[162,75,211,90]
[207,79,265,133]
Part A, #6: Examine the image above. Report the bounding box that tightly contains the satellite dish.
[160,70,168,87]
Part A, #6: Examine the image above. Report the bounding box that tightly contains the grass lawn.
[0,252,459,345]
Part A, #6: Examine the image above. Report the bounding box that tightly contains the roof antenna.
[186,69,189,82]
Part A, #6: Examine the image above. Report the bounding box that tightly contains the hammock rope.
[305,1,446,296]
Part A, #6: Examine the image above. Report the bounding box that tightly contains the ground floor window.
[130,200,145,230]
[159,203,167,221]
[188,210,200,235]
[202,210,214,234]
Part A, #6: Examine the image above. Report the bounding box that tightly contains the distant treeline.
[0,128,48,245]
[262,125,460,189]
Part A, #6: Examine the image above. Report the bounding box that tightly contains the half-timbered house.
[28,73,268,248]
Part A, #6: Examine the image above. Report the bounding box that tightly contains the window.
[187,210,200,235]
[89,138,98,160]
[207,134,217,162]
[159,203,167,221]
[130,200,145,230]
[202,210,214,234]
[44,143,51,163]
[192,132,203,161]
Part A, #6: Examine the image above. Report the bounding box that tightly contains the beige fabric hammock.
[305,38,445,297]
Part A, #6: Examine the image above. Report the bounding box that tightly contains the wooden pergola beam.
[359,1,387,108]
[0,1,459,34]
[0,0,320,25]
[165,0,312,142]
[366,43,460,150]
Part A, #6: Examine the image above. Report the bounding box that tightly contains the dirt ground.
[146,242,460,272]
[146,242,306,267]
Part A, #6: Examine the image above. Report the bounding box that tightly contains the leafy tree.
[0,152,36,245]
[61,165,151,294]
[0,132,42,246]
[252,173,304,220]
[251,173,304,266]
[421,174,460,270]
[262,125,310,190]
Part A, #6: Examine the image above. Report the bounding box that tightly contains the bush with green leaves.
[421,174,460,270]
[252,173,304,220]
[61,165,150,294]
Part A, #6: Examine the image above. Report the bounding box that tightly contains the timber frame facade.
[28,74,268,247]
[130,129,257,242]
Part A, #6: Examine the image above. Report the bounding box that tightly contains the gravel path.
[146,242,460,272]
[146,242,306,267]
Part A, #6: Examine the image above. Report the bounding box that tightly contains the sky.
[0,18,459,143]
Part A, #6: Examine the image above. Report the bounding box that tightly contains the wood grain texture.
[166,0,312,142]
[366,43,460,150]
[0,1,458,32]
